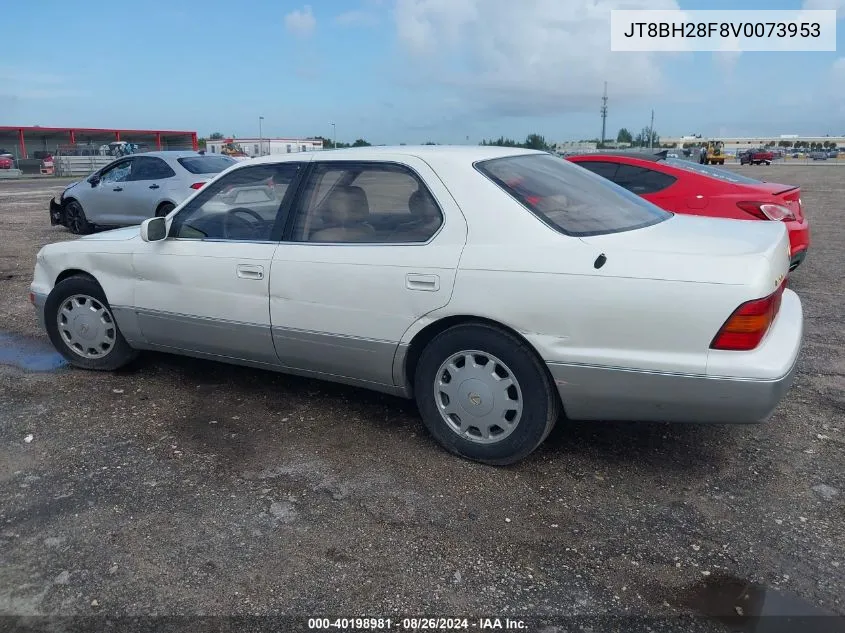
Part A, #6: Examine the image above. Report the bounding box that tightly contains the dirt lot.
[0,168,843,631]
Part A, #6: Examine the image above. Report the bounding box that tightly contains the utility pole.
[649,109,654,150]
[600,81,608,148]
[259,116,264,156]
[329,122,336,149]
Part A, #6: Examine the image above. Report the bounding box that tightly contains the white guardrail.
[53,155,115,177]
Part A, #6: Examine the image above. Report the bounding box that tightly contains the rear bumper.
[49,198,65,226]
[785,218,809,269]
[548,290,803,424]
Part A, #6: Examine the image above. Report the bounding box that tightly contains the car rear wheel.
[64,200,92,234]
[155,202,175,217]
[414,323,560,465]
[44,276,138,371]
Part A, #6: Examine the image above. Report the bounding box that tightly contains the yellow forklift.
[703,141,726,165]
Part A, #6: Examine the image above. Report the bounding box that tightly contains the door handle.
[406,273,439,291]
[236,264,264,280]
[149,184,160,189]
[112,187,123,192]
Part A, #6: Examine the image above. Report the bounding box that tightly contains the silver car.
[49,151,238,234]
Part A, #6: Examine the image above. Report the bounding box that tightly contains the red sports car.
[567,151,810,270]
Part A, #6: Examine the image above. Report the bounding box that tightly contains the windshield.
[476,153,672,236]
[665,158,765,185]
[177,156,236,174]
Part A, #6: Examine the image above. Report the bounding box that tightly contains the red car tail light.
[190,182,206,190]
[737,201,795,221]
[710,280,787,351]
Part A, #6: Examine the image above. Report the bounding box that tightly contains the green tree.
[352,138,371,147]
[633,126,659,147]
[523,133,550,151]
[616,128,633,144]
[480,136,520,147]
[209,132,224,140]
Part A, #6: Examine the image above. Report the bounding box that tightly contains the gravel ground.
[0,169,842,631]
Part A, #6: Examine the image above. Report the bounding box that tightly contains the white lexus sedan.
[30,146,803,465]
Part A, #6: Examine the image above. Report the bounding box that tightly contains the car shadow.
[125,351,730,473]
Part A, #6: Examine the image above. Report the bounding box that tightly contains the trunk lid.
[578,214,791,288]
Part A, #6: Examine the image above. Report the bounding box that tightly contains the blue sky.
[1,0,842,143]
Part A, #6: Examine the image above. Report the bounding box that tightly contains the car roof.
[135,150,205,159]
[247,144,546,166]
[567,150,669,162]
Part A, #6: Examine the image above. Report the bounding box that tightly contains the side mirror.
[88,174,100,187]
[140,217,167,242]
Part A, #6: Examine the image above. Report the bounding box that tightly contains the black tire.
[413,323,560,465]
[155,202,175,217]
[44,275,139,371]
[64,200,92,234]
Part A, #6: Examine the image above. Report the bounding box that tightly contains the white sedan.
[29,146,803,465]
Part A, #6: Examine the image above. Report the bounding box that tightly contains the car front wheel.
[64,200,92,234]
[414,323,560,465]
[44,275,138,371]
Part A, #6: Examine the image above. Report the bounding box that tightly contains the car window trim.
[167,162,307,242]
[279,159,446,245]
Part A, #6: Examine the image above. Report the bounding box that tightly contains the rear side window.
[577,161,619,180]
[476,153,672,237]
[612,164,676,194]
[177,155,236,174]
[130,156,176,180]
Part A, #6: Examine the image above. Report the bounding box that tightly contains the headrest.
[326,186,369,225]
[408,189,438,219]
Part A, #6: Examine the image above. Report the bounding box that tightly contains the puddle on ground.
[672,574,845,632]
[0,332,67,371]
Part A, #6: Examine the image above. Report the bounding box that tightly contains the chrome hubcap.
[56,294,116,359]
[434,350,523,445]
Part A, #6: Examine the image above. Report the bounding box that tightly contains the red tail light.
[737,201,794,221]
[190,182,206,190]
[710,280,787,351]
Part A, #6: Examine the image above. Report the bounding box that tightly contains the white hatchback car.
[30,146,803,464]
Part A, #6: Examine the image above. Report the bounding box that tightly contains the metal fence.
[50,143,196,176]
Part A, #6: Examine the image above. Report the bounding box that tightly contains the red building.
[0,126,198,158]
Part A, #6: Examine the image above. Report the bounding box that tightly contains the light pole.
[259,116,264,156]
[329,122,336,149]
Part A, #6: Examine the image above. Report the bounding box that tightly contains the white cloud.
[712,50,741,74]
[392,0,681,117]
[284,5,316,38]
[336,9,380,27]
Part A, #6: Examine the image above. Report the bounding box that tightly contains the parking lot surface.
[0,168,842,628]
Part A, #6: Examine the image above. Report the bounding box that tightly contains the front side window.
[169,163,300,241]
[99,160,133,184]
[476,153,671,237]
[290,162,443,243]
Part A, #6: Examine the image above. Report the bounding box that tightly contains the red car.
[567,151,810,270]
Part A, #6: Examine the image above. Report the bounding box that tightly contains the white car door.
[269,156,468,387]
[131,162,305,363]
